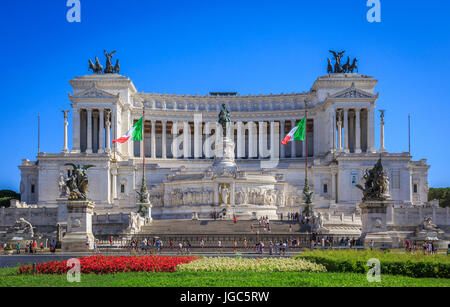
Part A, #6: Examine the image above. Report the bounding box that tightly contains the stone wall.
[387,206,450,227]
[0,207,136,236]
[0,207,58,234]
[92,212,135,235]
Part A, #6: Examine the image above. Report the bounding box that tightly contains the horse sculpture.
[114,59,120,74]
[94,57,103,74]
[88,57,103,74]
[327,58,333,74]
[349,58,358,73]
[342,56,351,73]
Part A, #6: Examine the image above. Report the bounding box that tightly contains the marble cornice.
[70,74,137,93]
[131,107,320,121]
[311,74,378,90]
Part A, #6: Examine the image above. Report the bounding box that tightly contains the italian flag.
[281,117,306,145]
[113,117,143,144]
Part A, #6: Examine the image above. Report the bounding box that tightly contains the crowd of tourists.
[0,240,59,254]
[404,239,438,254]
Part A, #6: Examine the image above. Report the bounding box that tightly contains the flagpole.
[138,104,150,213]
[38,114,40,154]
[408,113,411,156]
[302,98,313,218]
[143,106,145,177]
[305,100,308,181]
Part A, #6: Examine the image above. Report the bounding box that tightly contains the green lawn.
[0,267,449,287]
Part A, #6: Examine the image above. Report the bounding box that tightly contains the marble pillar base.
[138,202,153,224]
[62,200,95,252]
[359,200,394,247]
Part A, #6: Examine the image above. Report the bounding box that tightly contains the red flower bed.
[18,255,197,275]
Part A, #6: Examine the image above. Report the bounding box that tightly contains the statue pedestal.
[359,200,393,247]
[138,202,153,224]
[62,200,95,252]
[211,137,237,176]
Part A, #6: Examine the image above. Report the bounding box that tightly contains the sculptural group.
[89,50,120,74]
[328,50,358,74]
[356,158,391,202]
[64,163,95,200]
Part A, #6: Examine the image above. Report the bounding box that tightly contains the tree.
[428,187,450,208]
[0,190,20,208]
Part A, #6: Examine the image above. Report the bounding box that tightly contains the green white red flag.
[113,117,143,144]
[281,117,305,145]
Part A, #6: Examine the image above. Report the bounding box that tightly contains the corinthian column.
[105,111,111,153]
[280,120,285,158]
[99,109,105,153]
[329,108,335,153]
[247,121,257,158]
[355,108,361,153]
[343,108,349,153]
[62,110,69,153]
[86,108,93,153]
[258,121,269,158]
[72,108,80,153]
[379,110,386,152]
[337,110,343,151]
[368,106,376,153]
[236,121,244,158]
[290,120,296,158]
[194,115,202,159]
[183,121,190,158]
[270,121,279,159]
[161,120,167,159]
[151,120,156,158]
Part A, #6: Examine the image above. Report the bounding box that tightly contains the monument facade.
[4,52,447,247]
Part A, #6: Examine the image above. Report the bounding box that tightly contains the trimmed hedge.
[295,250,450,278]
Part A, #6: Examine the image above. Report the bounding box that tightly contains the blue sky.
[0,0,449,191]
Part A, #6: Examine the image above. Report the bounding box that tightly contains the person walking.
[16,242,21,254]
[186,240,191,255]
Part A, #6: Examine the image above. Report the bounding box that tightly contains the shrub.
[295,250,450,278]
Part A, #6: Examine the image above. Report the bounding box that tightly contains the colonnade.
[72,108,112,154]
[330,107,375,153]
[131,119,314,159]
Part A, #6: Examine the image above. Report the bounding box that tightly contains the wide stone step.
[139,220,310,235]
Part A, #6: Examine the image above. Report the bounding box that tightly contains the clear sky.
[0,0,449,192]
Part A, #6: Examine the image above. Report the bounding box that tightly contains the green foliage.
[0,197,13,208]
[0,190,20,198]
[295,249,450,278]
[428,187,450,207]
[0,190,20,208]
[0,268,449,287]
